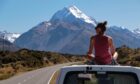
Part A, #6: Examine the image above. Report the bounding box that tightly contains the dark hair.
[95,21,107,33]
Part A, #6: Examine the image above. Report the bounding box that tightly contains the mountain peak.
[67,5,82,15]
[50,5,96,26]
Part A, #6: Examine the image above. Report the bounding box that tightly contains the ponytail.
[95,21,107,34]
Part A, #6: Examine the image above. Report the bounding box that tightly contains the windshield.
[64,71,138,84]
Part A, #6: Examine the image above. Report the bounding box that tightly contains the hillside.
[117,45,140,66]
[0,38,19,51]
[0,46,140,80]
[0,49,83,80]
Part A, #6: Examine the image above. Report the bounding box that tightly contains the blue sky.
[0,0,140,33]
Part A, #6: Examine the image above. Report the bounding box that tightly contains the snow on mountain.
[50,6,97,26]
[68,6,96,24]
[14,6,96,54]
[0,31,21,43]
[133,28,140,36]
[107,26,140,48]
[14,6,140,54]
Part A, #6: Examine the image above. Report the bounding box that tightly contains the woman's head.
[95,21,107,35]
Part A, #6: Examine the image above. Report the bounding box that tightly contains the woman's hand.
[113,52,118,60]
[87,53,95,60]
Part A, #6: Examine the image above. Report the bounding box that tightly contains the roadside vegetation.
[0,49,83,80]
[0,45,140,80]
[117,45,140,66]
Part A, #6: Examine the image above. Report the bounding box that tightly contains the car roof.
[61,65,140,75]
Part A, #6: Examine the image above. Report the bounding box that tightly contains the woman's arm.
[109,37,115,55]
[108,37,119,60]
[87,36,94,59]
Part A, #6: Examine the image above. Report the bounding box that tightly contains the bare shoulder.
[90,36,95,40]
[106,35,113,44]
[106,35,112,39]
[106,35,112,40]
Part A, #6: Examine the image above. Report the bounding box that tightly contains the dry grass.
[0,50,83,80]
[0,66,15,80]
[50,70,60,84]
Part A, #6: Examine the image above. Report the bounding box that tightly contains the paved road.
[0,63,74,84]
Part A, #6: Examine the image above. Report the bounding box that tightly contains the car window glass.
[64,72,138,84]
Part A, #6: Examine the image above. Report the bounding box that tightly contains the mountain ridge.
[0,31,20,43]
[14,6,140,54]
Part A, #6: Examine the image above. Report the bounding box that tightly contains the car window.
[64,71,138,84]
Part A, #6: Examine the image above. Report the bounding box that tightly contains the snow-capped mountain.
[133,28,140,36]
[14,6,96,54]
[0,31,21,43]
[107,26,140,48]
[51,6,97,26]
[14,6,140,54]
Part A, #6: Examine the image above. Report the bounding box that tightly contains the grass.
[49,70,60,84]
[0,73,14,80]
[0,66,15,80]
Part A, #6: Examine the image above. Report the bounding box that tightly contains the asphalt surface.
[0,63,74,84]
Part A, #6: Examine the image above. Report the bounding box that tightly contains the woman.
[87,21,118,65]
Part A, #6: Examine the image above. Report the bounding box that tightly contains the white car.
[56,65,140,84]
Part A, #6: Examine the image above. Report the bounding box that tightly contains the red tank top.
[94,34,112,64]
